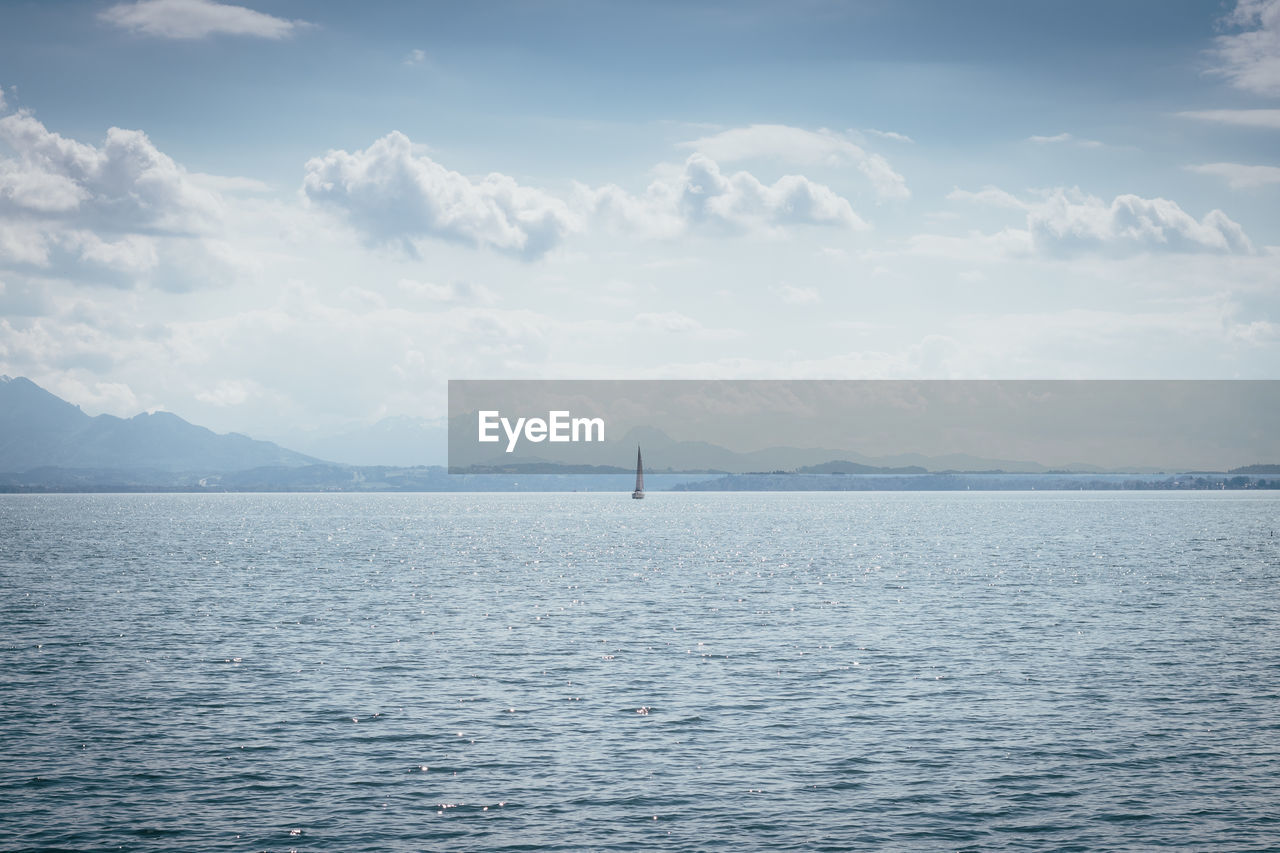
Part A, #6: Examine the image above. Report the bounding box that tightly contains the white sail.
[632,446,645,499]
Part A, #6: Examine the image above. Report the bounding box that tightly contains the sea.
[2,491,1278,851]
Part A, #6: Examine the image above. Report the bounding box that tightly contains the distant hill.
[674,471,1280,492]
[1229,463,1280,476]
[797,460,929,475]
[454,420,1139,475]
[283,415,447,467]
[0,376,322,473]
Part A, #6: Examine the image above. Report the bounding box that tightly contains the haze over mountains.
[453,422,1139,475]
[2,377,1273,492]
[610,425,1124,474]
[4,375,1117,479]
[0,376,319,473]
[281,416,447,468]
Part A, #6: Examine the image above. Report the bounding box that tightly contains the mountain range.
[455,422,1148,475]
[2,376,1272,491]
[0,376,319,473]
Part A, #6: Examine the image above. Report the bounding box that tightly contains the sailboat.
[632,446,645,499]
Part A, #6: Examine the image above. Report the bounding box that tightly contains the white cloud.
[581,153,866,237]
[635,311,702,332]
[397,277,498,304]
[302,131,579,260]
[188,172,272,193]
[0,223,51,267]
[951,187,1253,255]
[1186,162,1280,188]
[0,108,245,287]
[1211,0,1280,96]
[634,310,741,339]
[679,124,910,201]
[195,378,261,407]
[63,232,160,275]
[99,0,308,40]
[403,49,427,66]
[0,285,582,432]
[1028,132,1104,149]
[773,284,822,305]
[304,131,869,256]
[895,228,1034,261]
[864,128,914,144]
[0,110,219,231]
[641,336,965,380]
[1230,319,1280,344]
[1028,191,1252,254]
[949,304,1280,374]
[575,179,685,239]
[947,186,1027,210]
[1176,109,1280,128]
[677,154,865,231]
[630,296,1276,383]
[42,376,142,417]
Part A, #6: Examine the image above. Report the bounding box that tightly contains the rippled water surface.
[2,492,1279,851]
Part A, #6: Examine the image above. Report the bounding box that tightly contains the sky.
[1,0,1278,444]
